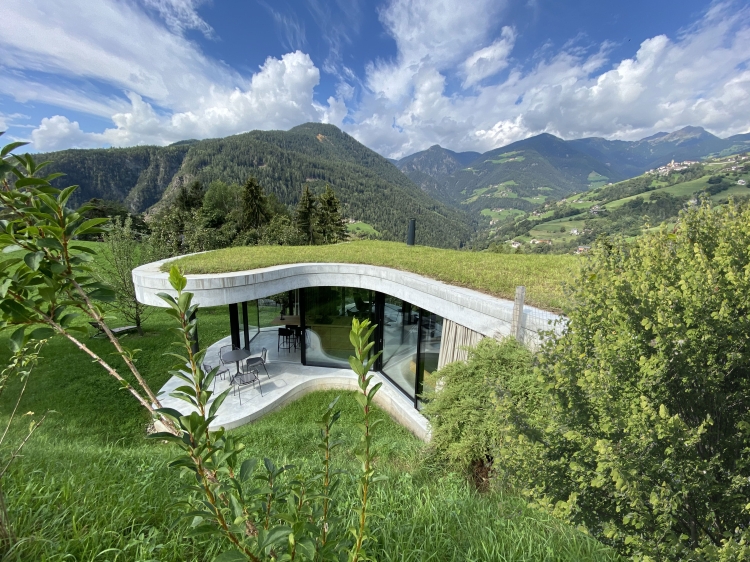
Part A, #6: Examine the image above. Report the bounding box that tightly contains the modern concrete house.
[133,255,559,437]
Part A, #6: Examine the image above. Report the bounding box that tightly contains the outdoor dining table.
[222,348,253,378]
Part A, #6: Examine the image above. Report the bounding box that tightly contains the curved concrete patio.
[157,331,431,440]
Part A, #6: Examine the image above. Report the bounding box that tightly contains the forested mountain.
[394,145,480,202]
[36,123,473,248]
[451,134,623,202]
[392,126,750,222]
[569,126,748,177]
[33,144,191,211]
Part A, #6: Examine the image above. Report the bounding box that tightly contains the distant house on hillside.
[738,179,747,185]
[575,246,591,254]
[570,228,580,235]
[510,241,522,249]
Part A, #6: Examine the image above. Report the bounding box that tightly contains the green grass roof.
[166,241,579,312]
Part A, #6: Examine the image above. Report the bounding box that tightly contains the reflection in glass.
[304,287,374,368]
[381,296,419,401]
[418,311,443,408]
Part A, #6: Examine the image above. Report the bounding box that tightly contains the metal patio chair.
[244,347,269,379]
[232,366,263,404]
[203,361,229,392]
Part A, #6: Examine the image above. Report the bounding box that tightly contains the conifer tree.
[295,185,319,245]
[175,180,204,212]
[317,184,347,244]
[241,176,269,230]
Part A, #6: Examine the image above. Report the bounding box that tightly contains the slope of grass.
[0,305,620,561]
[166,240,579,311]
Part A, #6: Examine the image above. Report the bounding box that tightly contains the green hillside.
[36,123,473,248]
[479,153,750,251]
[34,144,191,211]
[448,134,624,210]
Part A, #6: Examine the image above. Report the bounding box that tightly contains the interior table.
[270,315,300,326]
[222,348,253,378]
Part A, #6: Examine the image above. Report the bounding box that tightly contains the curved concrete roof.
[133,256,559,339]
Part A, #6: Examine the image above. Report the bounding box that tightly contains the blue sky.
[1,0,749,157]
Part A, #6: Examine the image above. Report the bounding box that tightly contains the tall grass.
[166,241,579,311]
[1,391,618,561]
[0,296,618,560]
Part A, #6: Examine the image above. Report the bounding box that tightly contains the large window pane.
[418,311,443,408]
[305,287,374,368]
[381,297,419,401]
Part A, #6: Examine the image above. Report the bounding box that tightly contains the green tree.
[316,184,347,244]
[241,176,269,230]
[260,214,303,246]
[295,185,319,245]
[0,136,172,428]
[175,180,204,212]
[97,216,160,335]
[511,199,750,560]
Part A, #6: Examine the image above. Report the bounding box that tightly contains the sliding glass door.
[381,296,420,401]
[304,286,375,368]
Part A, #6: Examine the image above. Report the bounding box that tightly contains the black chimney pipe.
[406,218,416,246]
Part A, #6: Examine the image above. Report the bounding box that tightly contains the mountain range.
[34,123,473,248]
[393,126,750,214]
[29,123,749,249]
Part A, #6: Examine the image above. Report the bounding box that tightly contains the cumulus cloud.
[3,0,750,158]
[462,27,516,88]
[0,0,347,150]
[347,0,750,157]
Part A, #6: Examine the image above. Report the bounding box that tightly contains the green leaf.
[23,251,44,271]
[169,265,187,292]
[1,141,28,157]
[0,278,11,298]
[88,288,116,302]
[240,458,257,482]
[29,327,55,340]
[9,326,24,353]
[213,551,248,562]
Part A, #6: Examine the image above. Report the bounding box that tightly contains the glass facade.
[300,287,443,407]
[303,287,375,368]
[381,296,419,401]
[418,311,443,408]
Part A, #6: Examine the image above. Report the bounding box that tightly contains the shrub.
[522,199,750,559]
[422,338,543,486]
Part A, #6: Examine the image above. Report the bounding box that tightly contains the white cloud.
[462,27,516,88]
[31,116,103,151]
[0,0,347,150]
[139,0,214,37]
[346,0,750,157]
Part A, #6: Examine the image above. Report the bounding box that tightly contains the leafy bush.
[518,200,750,560]
[422,338,543,485]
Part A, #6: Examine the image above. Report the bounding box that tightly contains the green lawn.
[346,221,379,236]
[167,240,580,311]
[0,304,620,561]
[481,208,525,221]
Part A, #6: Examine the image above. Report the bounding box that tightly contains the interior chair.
[244,347,269,379]
[278,327,294,352]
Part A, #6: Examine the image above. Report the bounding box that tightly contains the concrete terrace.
[156,329,431,440]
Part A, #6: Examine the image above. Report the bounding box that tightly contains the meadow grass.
[0,305,620,561]
[0,243,618,561]
[166,240,579,311]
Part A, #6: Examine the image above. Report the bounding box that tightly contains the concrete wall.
[133,257,561,344]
